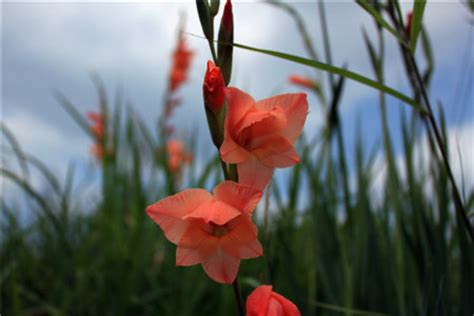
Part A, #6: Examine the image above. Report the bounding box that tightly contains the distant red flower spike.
[288,75,315,89]
[164,126,175,136]
[405,12,413,37]
[146,181,263,284]
[87,111,103,124]
[220,88,308,190]
[246,285,301,316]
[166,140,192,173]
[90,143,104,161]
[169,35,194,92]
[203,60,226,113]
[87,111,105,140]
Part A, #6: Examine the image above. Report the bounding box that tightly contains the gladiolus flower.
[87,111,104,141]
[169,35,194,92]
[220,87,308,190]
[288,75,316,90]
[87,111,106,161]
[246,285,301,316]
[167,140,192,173]
[405,12,413,37]
[146,181,263,284]
[203,60,226,113]
[90,143,104,160]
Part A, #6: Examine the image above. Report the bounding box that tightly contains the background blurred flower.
[166,140,192,173]
[87,111,106,161]
[169,34,194,93]
[288,75,316,90]
[146,181,263,284]
[246,285,300,316]
[220,87,308,190]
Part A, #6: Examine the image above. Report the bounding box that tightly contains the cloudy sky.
[2,1,473,202]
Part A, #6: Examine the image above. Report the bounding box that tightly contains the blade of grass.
[356,0,406,47]
[409,0,427,54]
[185,33,428,115]
[1,123,30,180]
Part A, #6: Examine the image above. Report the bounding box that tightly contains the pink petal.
[201,247,240,284]
[224,214,259,243]
[251,135,300,168]
[255,93,308,143]
[220,215,263,259]
[272,292,301,316]
[237,156,274,191]
[176,246,201,266]
[222,238,263,260]
[185,200,241,225]
[213,181,262,214]
[246,285,273,316]
[145,189,212,244]
[225,87,255,129]
[268,298,285,316]
[220,133,251,163]
[236,107,287,143]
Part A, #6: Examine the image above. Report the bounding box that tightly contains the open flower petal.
[255,93,308,143]
[146,189,212,244]
[237,156,274,191]
[202,247,240,284]
[251,135,300,168]
[176,246,201,266]
[225,87,255,128]
[185,200,241,225]
[220,133,251,163]
[213,181,262,214]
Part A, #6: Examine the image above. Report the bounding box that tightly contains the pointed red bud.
[405,12,413,37]
[221,0,233,33]
[203,60,226,113]
[217,0,233,85]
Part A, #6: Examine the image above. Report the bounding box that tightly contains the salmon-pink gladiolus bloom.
[203,60,226,113]
[246,285,301,316]
[166,140,192,173]
[146,181,263,284]
[220,87,308,190]
[288,75,315,89]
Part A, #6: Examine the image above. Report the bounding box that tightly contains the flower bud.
[209,0,220,17]
[405,12,413,37]
[246,285,301,316]
[203,60,226,113]
[217,0,233,85]
[288,75,317,90]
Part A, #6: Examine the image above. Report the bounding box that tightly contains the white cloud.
[369,121,474,204]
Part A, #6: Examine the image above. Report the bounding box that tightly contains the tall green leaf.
[410,0,427,53]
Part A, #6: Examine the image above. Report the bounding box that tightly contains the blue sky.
[2,1,473,206]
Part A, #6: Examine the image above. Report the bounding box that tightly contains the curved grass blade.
[54,91,93,136]
[356,0,406,47]
[410,0,427,54]
[1,123,30,180]
[307,298,389,316]
[226,40,427,115]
